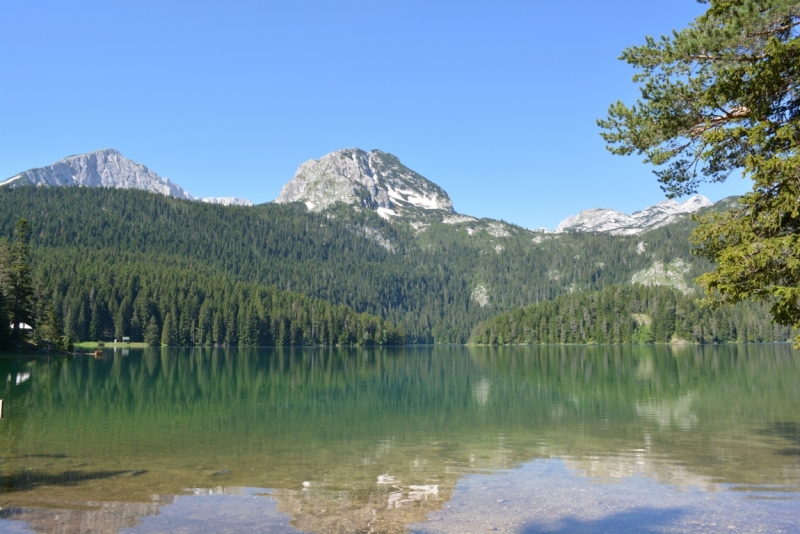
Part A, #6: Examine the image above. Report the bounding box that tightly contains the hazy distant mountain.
[275,148,454,218]
[555,195,712,235]
[200,197,254,207]
[1,149,253,206]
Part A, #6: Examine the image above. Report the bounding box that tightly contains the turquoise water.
[0,345,798,533]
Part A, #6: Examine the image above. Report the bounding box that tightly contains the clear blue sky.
[0,0,752,229]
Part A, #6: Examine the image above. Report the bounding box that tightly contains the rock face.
[2,149,193,199]
[630,258,692,294]
[2,149,252,206]
[555,195,712,235]
[275,148,454,218]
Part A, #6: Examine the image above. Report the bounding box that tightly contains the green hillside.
[0,186,765,344]
[470,284,796,345]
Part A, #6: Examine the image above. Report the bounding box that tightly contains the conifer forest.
[0,186,791,347]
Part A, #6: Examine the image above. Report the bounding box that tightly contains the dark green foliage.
[31,252,404,346]
[9,219,33,338]
[471,284,797,345]
[0,279,10,349]
[160,312,177,347]
[599,0,800,346]
[630,324,654,345]
[144,316,160,347]
[0,187,725,343]
[40,304,71,351]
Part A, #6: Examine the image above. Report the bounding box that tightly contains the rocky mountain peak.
[274,148,454,218]
[2,149,253,206]
[2,149,194,199]
[555,195,712,235]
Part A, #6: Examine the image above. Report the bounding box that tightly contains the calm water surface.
[0,345,798,533]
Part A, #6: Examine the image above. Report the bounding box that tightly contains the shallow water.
[0,345,798,533]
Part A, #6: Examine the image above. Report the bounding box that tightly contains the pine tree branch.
[685,106,751,138]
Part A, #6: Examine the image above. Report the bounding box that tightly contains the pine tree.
[144,316,161,347]
[10,218,33,339]
[161,312,179,346]
[89,294,100,341]
[114,307,126,340]
[599,1,800,346]
[0,283,11,349]
[41,304,70,350]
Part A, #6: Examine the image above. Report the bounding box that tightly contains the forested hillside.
[32,252,404,347]
[0,186,765,344]
[470,284,796,345]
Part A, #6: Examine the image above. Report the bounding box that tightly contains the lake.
[0,345,798,533]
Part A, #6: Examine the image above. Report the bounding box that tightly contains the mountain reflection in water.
[0,345,798,533]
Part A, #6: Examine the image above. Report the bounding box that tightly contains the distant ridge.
[554,195,712,235]
[200,197,254,206]
[2,149,253,206]
[6,149,726,230]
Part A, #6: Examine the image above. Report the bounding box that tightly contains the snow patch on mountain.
[555,195,712,235]
[376,207,398,219]
[387,187,442,210]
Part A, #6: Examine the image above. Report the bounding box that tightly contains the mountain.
[0,185,713,344]
[470,283,791,345]
[275,148,454,218]
[555,195,712,235]
[1,149,253,206]
[0,182,779,345]
[1,148,774,345]
[200,197,254,206]
[275,148,718,234]
[5,147,716,230]
[1,149,193,199]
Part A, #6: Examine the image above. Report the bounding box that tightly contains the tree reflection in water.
[0,345,798,533]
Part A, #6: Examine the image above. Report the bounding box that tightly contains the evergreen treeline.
[0,187,720,343]
[28,251,406,347]
[0,219,36,349]
[470,284,797,345]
